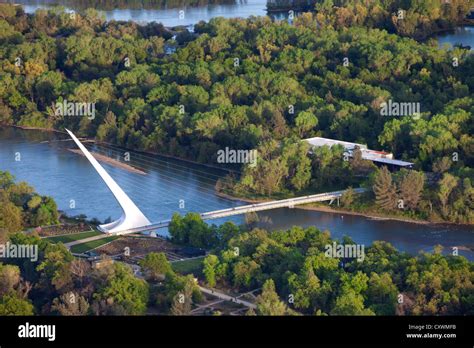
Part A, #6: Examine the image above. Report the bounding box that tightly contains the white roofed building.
[304,137,413,168]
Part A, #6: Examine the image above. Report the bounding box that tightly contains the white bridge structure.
[67,129,151,233]
[67,129,366,235]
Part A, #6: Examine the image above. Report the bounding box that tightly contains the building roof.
[304,137,413,167]
[363,154,413,167]
[304,137,367,150]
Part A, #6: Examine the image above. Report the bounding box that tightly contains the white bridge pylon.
[66,129,152,234]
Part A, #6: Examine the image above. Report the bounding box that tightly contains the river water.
[0,127,473,259]
[437,26,474,50]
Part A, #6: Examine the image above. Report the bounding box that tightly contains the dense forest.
[169,212,474,315]
[314,0,473,39]
[1,3,472,168]
[2,225,473,316]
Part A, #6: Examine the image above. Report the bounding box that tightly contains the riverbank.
[10,124,64,133]
[96,140,241,175]
[68,148,147,175]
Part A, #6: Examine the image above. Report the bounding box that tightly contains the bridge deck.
[112,188,366,235]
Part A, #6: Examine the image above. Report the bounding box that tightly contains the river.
[437,26,474,50]
[0,127,473,260]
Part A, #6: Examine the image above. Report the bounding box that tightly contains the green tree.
[169,213,217,248]
[287,262,321,312]
[168,213,186,244]
[365,272,398,315]
[0,202,22,240]
[256,279,288,315]
[373,166,397,211]
[27,195,42,210]
[94,263,149,315]
[237,140,289,196]
[398,170,425,210]
[330,289,374,316]
[139,252,173,281]
[36,242,74,294]
[295,110,318,137]
[437,173,458,217]
[350,146,376,176]
[202,254,219,287]
[285,141,312,191]
[0,171,14,189]
[0,294,34,315]
[233,258,260,289]
[340,187,354,208]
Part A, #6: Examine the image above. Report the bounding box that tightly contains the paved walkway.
[199,286,257,309]
[64,233,112,248]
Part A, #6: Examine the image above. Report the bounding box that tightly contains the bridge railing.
[112,188,367,235]
[200,189,364,219]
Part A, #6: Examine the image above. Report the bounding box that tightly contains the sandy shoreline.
[68,148,147,175]
[97,140,240,175]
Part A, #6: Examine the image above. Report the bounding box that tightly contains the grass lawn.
[70,236,119,254]
[46,230,102,244]
[172,256,205,276]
